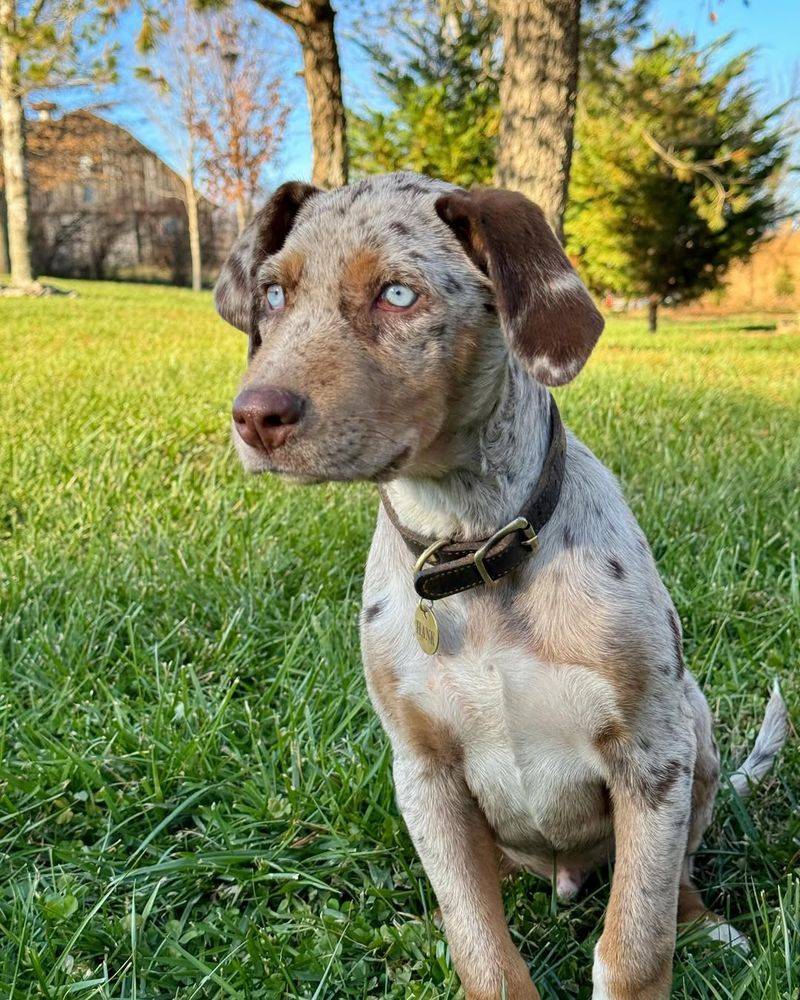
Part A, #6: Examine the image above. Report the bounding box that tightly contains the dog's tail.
[729,680,790,797]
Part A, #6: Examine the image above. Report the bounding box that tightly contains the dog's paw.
[704,919,751,954]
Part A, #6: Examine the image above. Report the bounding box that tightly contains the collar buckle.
[413,536,450,575]
[473,516,538,586]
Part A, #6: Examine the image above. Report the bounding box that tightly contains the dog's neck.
[385,360,553,541]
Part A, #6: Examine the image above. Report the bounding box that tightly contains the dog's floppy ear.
[214,181,319,338]
[435,187,603,386]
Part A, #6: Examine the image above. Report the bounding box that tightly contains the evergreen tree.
[349,1,499,186]
[566,34,791,331]
[349,0,646,191]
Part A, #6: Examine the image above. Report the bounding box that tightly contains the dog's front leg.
[394,754,540,1000]
[592,750,694,1000]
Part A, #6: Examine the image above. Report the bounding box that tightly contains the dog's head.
[215,172,603,483]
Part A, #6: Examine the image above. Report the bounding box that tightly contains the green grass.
[0,279,798,999]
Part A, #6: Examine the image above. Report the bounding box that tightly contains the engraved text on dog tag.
[414,601,439,655]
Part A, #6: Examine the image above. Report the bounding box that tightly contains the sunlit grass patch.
[1,281,798,998]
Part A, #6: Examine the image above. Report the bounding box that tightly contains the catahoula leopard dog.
[214,172,788,999]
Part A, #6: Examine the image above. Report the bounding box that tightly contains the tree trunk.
[235,197,247,235]
[0,190,9,274]
[184,174,202,291]
[258,0,348,188]
[648,296,659,333]
[0,0,35,286]
[495,0,581,243]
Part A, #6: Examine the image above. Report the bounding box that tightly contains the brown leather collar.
[380,395,566,601]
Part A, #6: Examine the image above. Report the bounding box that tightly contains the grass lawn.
[1,279,798,999]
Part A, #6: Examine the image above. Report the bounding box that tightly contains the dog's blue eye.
[266,284,285,310]
[379,283,418,309]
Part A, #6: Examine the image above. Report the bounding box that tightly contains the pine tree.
[349,1,500,187]
[349,0,646,201]
[566,34,790,331]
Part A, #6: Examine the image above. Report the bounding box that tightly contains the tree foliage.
[1,0,121,286]
[136,2,289,232]
[195,0,348,189]
[349,0,647,187]
[138,1,210,290]
[193,10,288,229]
[349,1,499,186]
[5,0,120,94]
[566,33,791,328]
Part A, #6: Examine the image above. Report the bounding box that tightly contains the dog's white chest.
[362,527,623,856]
[415,636,617,851]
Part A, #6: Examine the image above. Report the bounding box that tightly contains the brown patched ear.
[435,187,604,386]
[214,181,319,341]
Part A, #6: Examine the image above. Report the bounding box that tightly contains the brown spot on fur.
[400,696,461,766]
[341,248,383,297]
[594,719,628,752]
[643,759,682,809]
[451,323,482,384]
[339,248,385,333]
[278,250,305,289]
[514,558,651,725]
[523,620,648,725]
[603,660,647,725]
[367,660,461,767]
[367,657,394,701]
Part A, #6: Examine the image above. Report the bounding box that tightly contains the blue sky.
[55,0,798,187]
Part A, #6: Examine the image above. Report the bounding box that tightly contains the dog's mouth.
[234,422,411,485]
[267,445,411,485]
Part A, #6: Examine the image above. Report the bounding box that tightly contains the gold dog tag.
[414,601,439,655]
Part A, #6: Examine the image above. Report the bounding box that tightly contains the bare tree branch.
[26,0,48,27]
[638,125,727,211]
[251,0,304,27]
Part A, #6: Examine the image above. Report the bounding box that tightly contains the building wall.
[22,111,236,284]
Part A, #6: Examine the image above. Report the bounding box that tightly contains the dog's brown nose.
[232,386,306,451]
